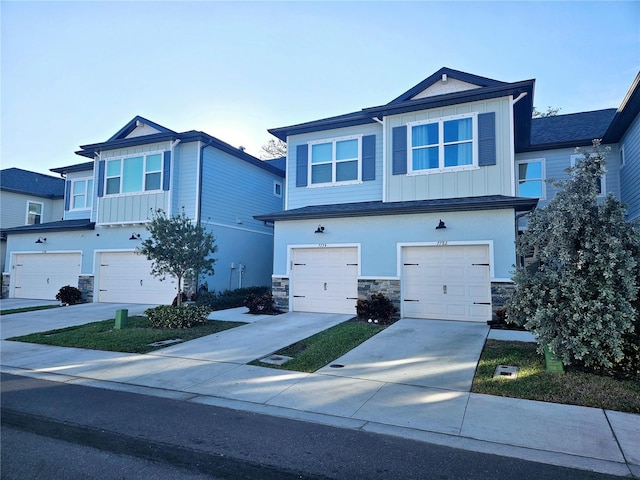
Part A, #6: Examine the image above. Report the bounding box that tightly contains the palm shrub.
[506,140,639,378]
[56,285,83,305]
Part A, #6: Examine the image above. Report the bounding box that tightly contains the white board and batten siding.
[11,252,81,300]
[401,244,492,322]
[96,251,177,304]
[290,246,359,315]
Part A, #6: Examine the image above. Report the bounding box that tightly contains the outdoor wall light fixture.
[435,220,447,230]
[129,233,141,240]
[315,225,325,234]
[35,236,47,244]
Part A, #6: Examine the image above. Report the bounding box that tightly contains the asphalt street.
[1,373,624,480]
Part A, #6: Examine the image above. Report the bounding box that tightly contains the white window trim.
[407,112,479,175]
[26,200,44,225]
[273,180,282,197]
[515,158,546,200]
[571,154,606,197]
[307,134,363,187]
[70,177,94,211]
[104,150,164,196]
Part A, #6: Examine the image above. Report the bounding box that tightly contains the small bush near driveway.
[145,305,212,329]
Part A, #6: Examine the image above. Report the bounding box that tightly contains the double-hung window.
[105,152,163,195]
[516,159,545,198]
[71,178,93,210]
[409,113,477,173]
[309,136,360,185]
[26,201,43,225]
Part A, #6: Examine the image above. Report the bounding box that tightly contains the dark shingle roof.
[263,156,286,173]
[527,109,617,150]
[1,219,94,235]
[255,195,538,222]
[0,168,65,198]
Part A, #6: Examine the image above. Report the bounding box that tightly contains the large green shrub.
[144,305,212,329]
[507,141,639,378]
[244,292,276,314]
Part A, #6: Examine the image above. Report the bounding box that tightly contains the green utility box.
[115,309,128,329]
[544,345,564,374]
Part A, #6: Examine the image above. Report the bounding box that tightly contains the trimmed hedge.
[144,305,212,329]
[196,286,270,311]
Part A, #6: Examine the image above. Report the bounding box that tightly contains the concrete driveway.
[0,300,157,340]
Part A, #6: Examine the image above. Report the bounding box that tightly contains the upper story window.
[309,136,361,185]
[409,113,477,173]
[71,178,93,210]
[571,154,605,196]
[274,181,282,197]
[26,201,42,225]
[105,152,163,195]
[516,159,545,198]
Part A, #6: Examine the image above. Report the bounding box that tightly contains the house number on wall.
[437,241,448,246]
[317,243,327,248]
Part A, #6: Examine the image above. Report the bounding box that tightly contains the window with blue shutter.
[392,126,408,175]
[296,144,308,187]
[478,112,496,166]
[97,160,105,197]
[362,135,376,181]
[64,181,71,211]
[163,151,171,190]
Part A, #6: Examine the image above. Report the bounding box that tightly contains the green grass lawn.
[472,340,640,413]
[8,316,246,354]
[250,320,386,372]
[1,305,61,315]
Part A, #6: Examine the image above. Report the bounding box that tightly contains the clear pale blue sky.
[1,1,638,175]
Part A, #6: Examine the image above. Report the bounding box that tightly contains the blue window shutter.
[97,160,105,197]
[163,151,171,190]
[296,144,308,187]
[362,135,376,181]
[64,181,71,211]
[478,112,496,166]
[392,126,407,175]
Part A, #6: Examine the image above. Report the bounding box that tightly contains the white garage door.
[291,247,358,314]
[12,253,81,300]
[97,252,177,304]
[402,245,491,322]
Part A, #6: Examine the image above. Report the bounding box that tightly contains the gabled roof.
[0,168,65,198]
[387,67,507,104]
[268,68,535,151]
[603,71,640,143]
[75,117,284,177]
[107,115,176,141]
[263,156,286,173]
[255,195,538,222]
[1,218,94,235]
[526,109,618,151]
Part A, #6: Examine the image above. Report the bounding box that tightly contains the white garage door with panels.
[97,252,177,304]
[12,253,81,300]
[402,244,491,322]
[291,247,358,314]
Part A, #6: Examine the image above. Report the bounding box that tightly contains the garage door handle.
[443,285,447,294]
[324,283,327,291]
[140,280,143,286]
[47,278,50,284]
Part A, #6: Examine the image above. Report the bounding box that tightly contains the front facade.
[2,117,284,303]
[258,68,640,322]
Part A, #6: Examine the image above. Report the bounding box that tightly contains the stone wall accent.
[491,281,516,320]
[272,276,289,313]
[357,278,401,319]
[1,273,9,299]
[78,275,94,303]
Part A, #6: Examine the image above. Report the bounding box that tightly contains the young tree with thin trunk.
[139,209,217,307]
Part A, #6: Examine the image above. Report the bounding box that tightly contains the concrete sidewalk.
[0,304,638,477]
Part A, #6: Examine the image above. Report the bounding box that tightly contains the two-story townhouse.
[0,168,65,278]
[2,116,285,303]
[256,68,639,323]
